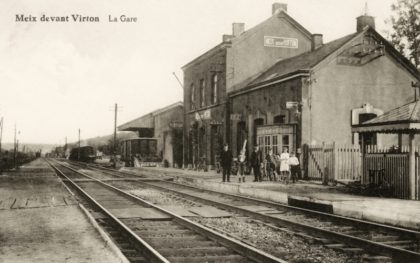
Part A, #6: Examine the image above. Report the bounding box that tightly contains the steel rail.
[129,180,420,263]
[47,160,170,263]
[82,163,420,263]
[86,163,420,238]
[52,160,288,263]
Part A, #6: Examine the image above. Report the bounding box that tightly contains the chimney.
[232,23,245,37]
[272,3,287,15]
[311,34,323,50]
[356,15,375,32]
[222,34,234,42]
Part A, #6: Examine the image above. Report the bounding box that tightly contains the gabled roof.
[234,27,420,94]
[118,113,154,131]
[364,100,420,125]
[245,32,358,89]
[182,42,230,70]
[118,101,183,131]
[352,100,420,134]
[182,10,312,70]
[152,101,183,116]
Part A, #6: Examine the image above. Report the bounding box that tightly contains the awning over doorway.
[351,100,420,134]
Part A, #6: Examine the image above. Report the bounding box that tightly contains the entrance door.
[359,113,377,146]
[253,118,264,145]
[210,125,221,165]
[237,121,247,155]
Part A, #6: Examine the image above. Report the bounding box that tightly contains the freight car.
[69,146,96,163]
[120,138,161,167]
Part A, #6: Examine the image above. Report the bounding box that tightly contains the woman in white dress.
[279,147,290,183]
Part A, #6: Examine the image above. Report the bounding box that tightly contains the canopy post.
[409,132,416,200]
[361,133,365,183]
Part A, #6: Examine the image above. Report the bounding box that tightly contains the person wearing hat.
[265,147,276,181]
[250,145,262,182]
[220,143,233,182]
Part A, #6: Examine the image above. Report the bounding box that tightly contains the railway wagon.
[120,138,161,167]
[69,146,96,163]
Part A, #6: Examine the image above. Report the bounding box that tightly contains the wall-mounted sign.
[195,109,211,121]
[264,36,298,48]
[169,121,183,128]
[257,125,295,135]
[286,101,299,109]
[230,113,242,121]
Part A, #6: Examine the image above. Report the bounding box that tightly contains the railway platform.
[122,166,420,230]
[0,159,125,263]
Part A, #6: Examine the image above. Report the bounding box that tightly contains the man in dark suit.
[250,145,262,182]
[220,144,232,182]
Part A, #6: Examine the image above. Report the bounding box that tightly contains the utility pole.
[109,104,122,167]
[13,124,16,169]
[114,103,117,157]
[412,81,420,101]
[64,136,67,158]
[78,129,81,161]
[16,139,19,166]
[0,117,3,156]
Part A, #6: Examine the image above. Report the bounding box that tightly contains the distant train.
[69,146,96,162]
[120,138,161,167]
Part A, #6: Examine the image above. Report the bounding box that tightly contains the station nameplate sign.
[195,109,211,121]
[286,101,299,109]
[169,121,183,128]
[264,36,298,48]
[230,113,242,121]
[257,125,294,135]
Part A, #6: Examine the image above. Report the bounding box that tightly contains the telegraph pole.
[109,104,122,167]
[78,129,81,161]
[114,103,117,157]
[64,136,67,158]
[0,117,3,156]
[13,124,16,169]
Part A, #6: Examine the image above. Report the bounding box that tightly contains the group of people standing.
[219,144,300,183]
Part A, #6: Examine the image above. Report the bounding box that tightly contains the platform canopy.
[351,100,420,134]
[351,100,420,200]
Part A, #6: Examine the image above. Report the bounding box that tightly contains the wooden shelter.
[352,100,420,200]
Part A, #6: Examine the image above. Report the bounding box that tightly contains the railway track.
[79,162,420,263]
[48,160,286,263]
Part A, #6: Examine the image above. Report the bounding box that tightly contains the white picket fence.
[303,143,418,199]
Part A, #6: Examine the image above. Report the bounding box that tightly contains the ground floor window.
[351,104,383,146]
[273,114,286,124]
[256,125,296,155]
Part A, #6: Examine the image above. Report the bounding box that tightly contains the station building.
[182,3,317,169]
[118,102,183,167]
[228,15,420,157]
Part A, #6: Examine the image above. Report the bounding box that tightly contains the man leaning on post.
[220,143,232,182]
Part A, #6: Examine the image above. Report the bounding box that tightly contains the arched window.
[273,114,286,124]
[190,83,195,109]
[253,118,264,145]
[200,79,205,107]
[237,121,247,155]
[211,74,218,104]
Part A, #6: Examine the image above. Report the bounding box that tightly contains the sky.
[0,0,396,145]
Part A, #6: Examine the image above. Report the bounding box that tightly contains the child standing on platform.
[238,149,246,183]
[288,152,300,183]
[279,147,290,183]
